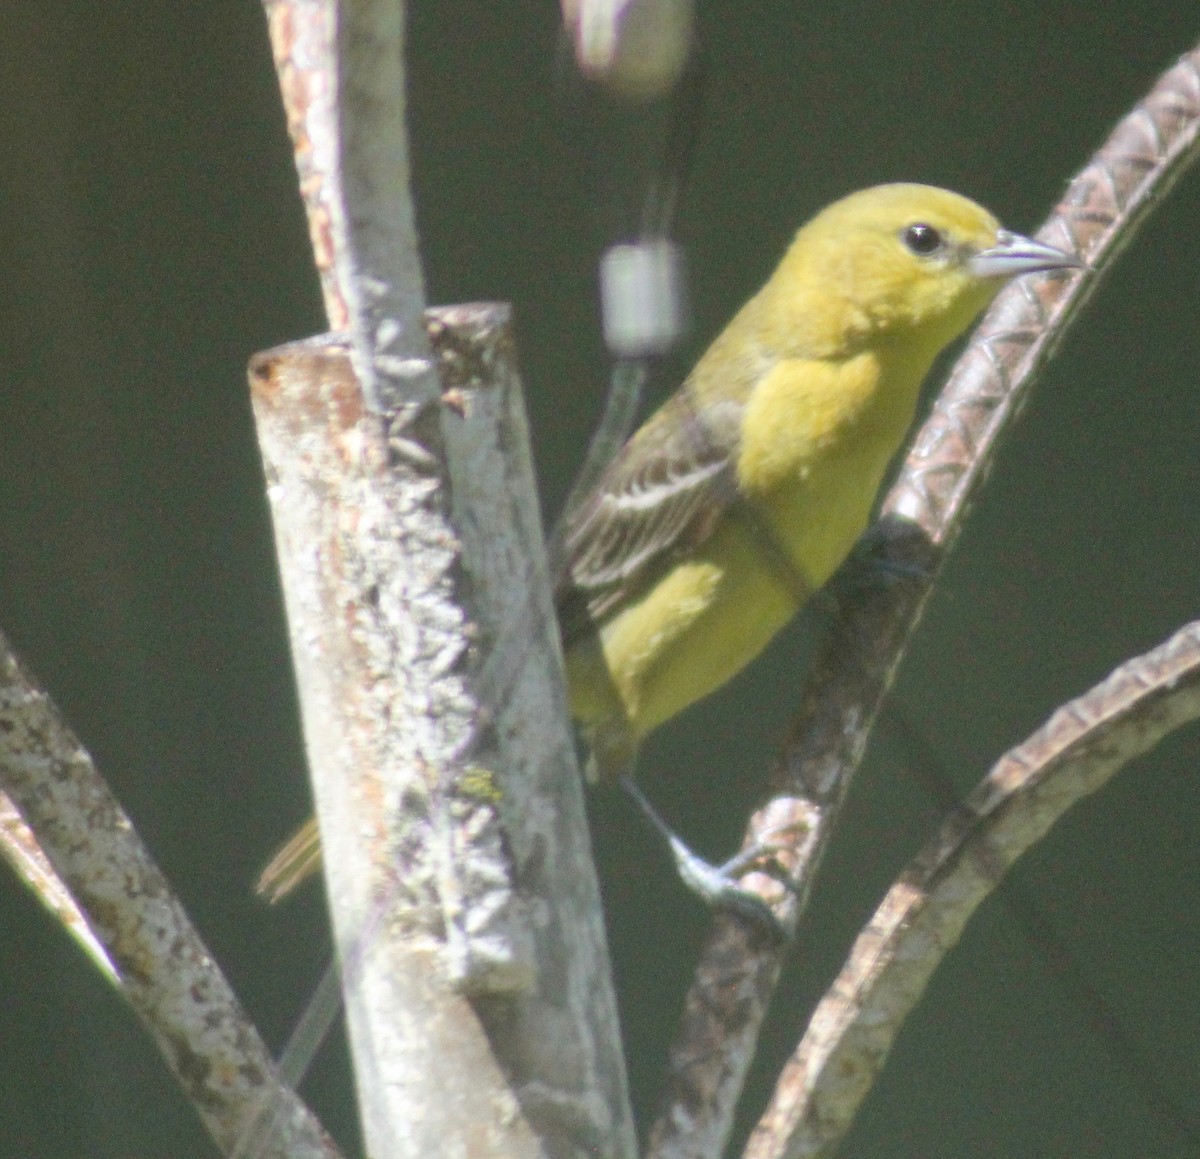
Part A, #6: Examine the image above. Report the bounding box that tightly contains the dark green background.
[2,3,1198,1156]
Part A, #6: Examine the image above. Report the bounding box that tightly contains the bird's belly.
[564,444,892,773]
[754,452,884,594]
[570,518,801,746]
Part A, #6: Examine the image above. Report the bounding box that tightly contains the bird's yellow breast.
[561,183,1077,780]
[567,342,929,772]
[736,344,925,589]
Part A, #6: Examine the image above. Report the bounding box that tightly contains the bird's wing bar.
[557,386,743,638]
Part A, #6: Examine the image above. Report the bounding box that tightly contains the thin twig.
[0,788,116,984]
[646,42,1200,1159]
[746,621,1200,1159]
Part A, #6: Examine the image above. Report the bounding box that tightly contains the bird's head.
[774,183,1081,357]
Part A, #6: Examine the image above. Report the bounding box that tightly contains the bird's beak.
[968,229,1084,279]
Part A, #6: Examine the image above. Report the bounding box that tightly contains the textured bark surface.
[250,315,633,1159]
[0,632,342,1159]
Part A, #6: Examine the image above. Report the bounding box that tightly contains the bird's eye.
[901,223,944,256]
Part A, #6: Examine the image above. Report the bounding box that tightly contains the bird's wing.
[556,383,746,647]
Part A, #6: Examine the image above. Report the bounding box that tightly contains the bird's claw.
[667,833,794,941]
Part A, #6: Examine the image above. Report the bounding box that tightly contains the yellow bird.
[560,183,1077,778]
[258,183,1079,901]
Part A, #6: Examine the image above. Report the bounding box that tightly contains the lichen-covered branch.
[0,631,342,1159]
[248,317,633,1157]
[257,3,632,1151]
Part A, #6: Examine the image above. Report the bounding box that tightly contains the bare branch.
[0,787,116,984]
[249,320,634,1158]
[746,621,1200,1159]
[646,41,1200,1159]
[257,2,633,1150]
[0,630,342,1159]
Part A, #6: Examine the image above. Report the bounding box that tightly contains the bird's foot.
[622,777,794,941]
[666,833,795,940]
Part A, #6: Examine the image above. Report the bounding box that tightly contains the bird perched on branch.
[258,183,1079,903]
[559,183,1077,777]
